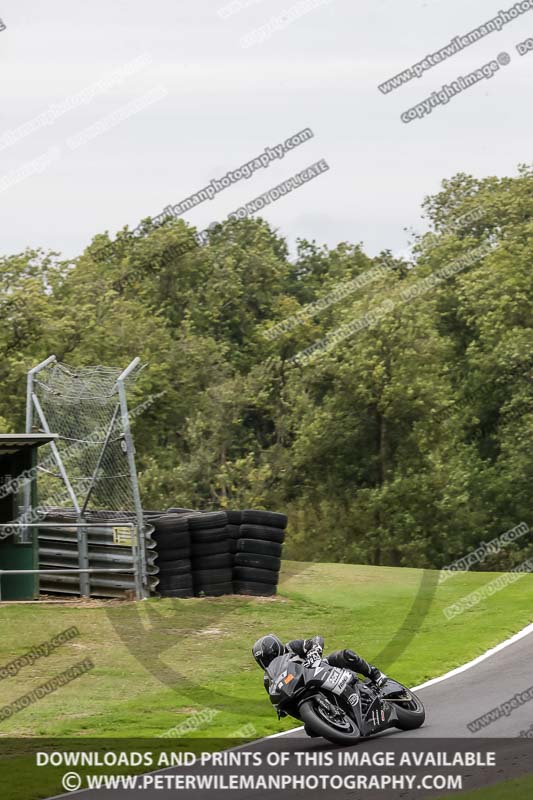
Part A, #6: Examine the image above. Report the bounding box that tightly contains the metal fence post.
[117,358,148,600]
[31,394,90,598]
[23,356,57,544]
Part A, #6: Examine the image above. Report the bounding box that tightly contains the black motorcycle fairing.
[378,678,425,723]
[261,655,426,743]
[379,678,410,698]
[264,655,391,736]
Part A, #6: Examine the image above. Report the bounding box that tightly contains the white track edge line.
[411,620,533,691]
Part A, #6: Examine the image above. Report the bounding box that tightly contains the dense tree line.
[1,165,532,570]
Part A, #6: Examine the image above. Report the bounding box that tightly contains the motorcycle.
[264,652,425,744]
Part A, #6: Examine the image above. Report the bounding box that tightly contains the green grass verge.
[439,774,533,799]
[0,560,531,799]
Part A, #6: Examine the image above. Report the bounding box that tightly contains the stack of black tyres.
[152,513,193,598]
[227,510,242,557]
[234,510,287,596]
[189,511,233,596]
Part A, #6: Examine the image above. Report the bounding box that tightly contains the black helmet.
[252,634,284,669]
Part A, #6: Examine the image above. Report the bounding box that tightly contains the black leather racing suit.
[284,636,383,683]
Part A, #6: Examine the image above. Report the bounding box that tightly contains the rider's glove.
[304,636,324,653]
[304,646,323,666]
[303,636,324,666]
[369,666,388,688]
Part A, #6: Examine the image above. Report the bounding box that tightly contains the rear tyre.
[299,695,361,744]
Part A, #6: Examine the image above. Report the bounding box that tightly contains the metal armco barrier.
[0,517,158,600]
[38,512,158,598]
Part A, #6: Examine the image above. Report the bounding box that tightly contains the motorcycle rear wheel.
[299,694,361,744]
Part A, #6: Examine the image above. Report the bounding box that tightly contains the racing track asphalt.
[49,624,533,799]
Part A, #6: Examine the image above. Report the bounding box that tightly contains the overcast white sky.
[0,0,531,261]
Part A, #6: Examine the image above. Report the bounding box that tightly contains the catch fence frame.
[23,355,149,600]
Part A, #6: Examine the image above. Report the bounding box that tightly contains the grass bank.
[0,560,531,798]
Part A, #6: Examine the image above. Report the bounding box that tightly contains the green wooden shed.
[0,434,57,600]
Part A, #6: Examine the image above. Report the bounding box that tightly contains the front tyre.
[389,689,425,730]
[299,694,361,744]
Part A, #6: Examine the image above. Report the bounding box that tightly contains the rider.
[252,633,388,686]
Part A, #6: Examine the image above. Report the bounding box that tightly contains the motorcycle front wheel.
[299,694,361,744]
[389,689,425,730]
